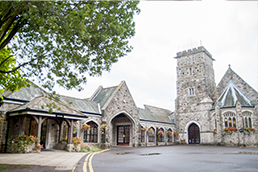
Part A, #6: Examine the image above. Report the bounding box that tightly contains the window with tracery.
[242,112,252,128]
[224,112,236,128]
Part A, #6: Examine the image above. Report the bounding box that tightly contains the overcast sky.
[55,1,258,111]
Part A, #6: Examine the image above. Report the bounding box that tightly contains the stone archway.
[188,123,200,144]
[109,111,136,146]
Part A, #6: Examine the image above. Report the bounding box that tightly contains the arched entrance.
[110,113,135,146]
[188,123,200,144]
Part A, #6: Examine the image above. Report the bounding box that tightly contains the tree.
[0,1,140,93]
[0,47,28,96]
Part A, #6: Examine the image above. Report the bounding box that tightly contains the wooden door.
[188,123,200,144]
[117,125,130,145]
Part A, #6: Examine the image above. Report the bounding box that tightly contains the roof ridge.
[217,80,252,107]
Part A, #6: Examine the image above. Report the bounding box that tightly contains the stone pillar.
[67,119,74,152]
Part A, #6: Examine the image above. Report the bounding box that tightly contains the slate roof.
[59,95,100,114]
[9,96,85,117]
[216,80,252,108]
[92,86,118,109]
[2,85,46,101]
[139,105,174,124]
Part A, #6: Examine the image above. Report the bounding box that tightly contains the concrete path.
[0,149,87,171]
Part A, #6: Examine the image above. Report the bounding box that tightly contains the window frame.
[83,121,98,143]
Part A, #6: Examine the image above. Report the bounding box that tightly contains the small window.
[189,88,195,96]
[190,68,192,75]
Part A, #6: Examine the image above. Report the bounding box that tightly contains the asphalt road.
[87,145,258,172]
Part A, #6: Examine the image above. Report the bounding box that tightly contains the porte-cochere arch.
[107,111,137,146]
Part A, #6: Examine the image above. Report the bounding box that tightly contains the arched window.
[84,121,98,143]
[147,127,155,142]
[242,112,252,128]
[141,126,146,143]
[158,128,164,142]
[167,129,173,142]
[224,112,236,128]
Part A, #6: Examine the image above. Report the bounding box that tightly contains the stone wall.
[102,82,140,147]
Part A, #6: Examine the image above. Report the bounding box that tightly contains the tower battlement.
[174,46,214,60]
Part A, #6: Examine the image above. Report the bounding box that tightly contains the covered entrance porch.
[109,112,136,147]
[4,96,87,152]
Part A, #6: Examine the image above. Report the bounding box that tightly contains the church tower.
[174,46,216,144]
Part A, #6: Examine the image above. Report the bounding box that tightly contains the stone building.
[0,46,257,152]
[174,46,258,146]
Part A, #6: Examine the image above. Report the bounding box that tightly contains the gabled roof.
[59,95,100,114]
[216,80,252,108]
[2,84,47,101]
[8,96,87,119]
[139,106,174,124]
[92,86,118,109]
[216,66,258,101]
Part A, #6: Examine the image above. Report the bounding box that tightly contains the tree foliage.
[0,47,28,96]
[0,1,140,92]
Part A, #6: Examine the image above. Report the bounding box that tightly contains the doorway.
[188,123,200,144]
[117,125,130,146]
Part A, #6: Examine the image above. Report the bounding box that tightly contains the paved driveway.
[90,145,258,172]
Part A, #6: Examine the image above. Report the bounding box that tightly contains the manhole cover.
[140,153,160,156]
[112,152,134,155]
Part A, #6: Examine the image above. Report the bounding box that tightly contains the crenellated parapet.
[174,46,214,60]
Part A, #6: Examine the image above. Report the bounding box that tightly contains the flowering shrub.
[244,127,255,134]
[224,127,237,134]
[73,122,78,134]
[35,143,44,152]
[100,124,107,133]
[180,139,186,144]
[82,124,90,131]
[72,137,82,148]
[147,128,154,135]
[213,128,217,133]
[9,135,40,153]
[141,127,147,132]
[174,131,179,137]
[60,137,67,144]
[167,131,173,137]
